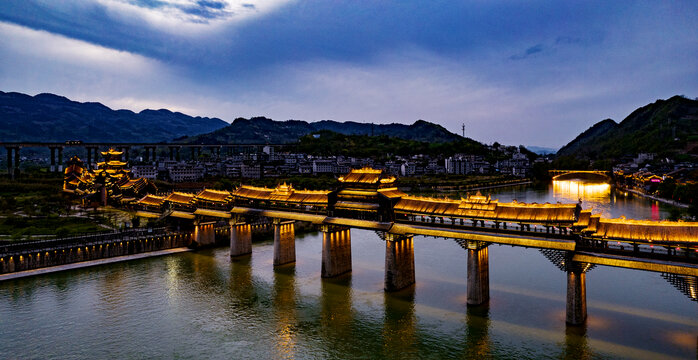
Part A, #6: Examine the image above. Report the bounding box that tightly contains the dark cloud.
[509,44,544,60]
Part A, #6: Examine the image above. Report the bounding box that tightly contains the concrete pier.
[566,265,587,325]
[321,225,352,278]
[467,243,490,306]
[230,221,252,257]
[194,221,216,246]
[273,219,296,266]
[384,233,415,291]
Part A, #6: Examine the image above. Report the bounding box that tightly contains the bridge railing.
[0,227,169,256]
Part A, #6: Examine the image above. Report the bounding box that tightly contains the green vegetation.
[296,130,486,158]
[0,90,227,142]
[0,216,106,240]
[557,95,698,161]
[0,171,117,240]
[655,177,698,219]
[186,117,465,145]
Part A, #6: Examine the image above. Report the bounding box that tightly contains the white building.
[168,164,204,182]
[312,160,335,174]
[241,164,261,179]
[131,165,158,180]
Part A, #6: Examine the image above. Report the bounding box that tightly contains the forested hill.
[557,96,698,159]
[183,117,465,144]
[0,91,228,142]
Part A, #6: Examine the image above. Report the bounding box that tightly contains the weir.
[321,225,352,278]
[273,219,296,266]
[384,233,415,291]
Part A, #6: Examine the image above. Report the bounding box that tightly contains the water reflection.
[272,265,298,359]
[227,256,256,309]
[464,305,491,359]
[382,287,417,358]
[552,180,610,209]
[562,324,591,360]
[320,275,354,343]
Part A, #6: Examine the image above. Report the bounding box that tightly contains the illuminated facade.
[63,149,156,205]
[130,167,698,244]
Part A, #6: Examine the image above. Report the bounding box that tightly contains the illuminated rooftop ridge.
[600,217,698,227]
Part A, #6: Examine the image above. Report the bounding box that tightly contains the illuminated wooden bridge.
[132,168,697,325]
[548,169,612,182]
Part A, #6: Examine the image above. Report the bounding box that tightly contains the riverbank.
[0,247,193,282]
[619,186,689,209]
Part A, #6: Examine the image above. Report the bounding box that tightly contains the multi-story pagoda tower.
[93,149,130,184]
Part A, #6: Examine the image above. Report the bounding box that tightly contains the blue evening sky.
[0,1,696,148]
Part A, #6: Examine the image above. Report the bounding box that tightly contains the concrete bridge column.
[384,233,415,291]
[194,220,216,246]
[230,219,252,257]
[57,147,63,172]
[11,147,20,179]
[273,219,296,266]
[6,147,13,176]
[566,261,588,325]
[467,242,489,306]
[168,147,174,161]
[49,147,56,172]
[86,147,92,169]
[321,225,352,278]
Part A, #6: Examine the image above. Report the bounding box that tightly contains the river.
[1,180,696,359]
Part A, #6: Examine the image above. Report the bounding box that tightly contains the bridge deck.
[389,223,576,250]
[573,252,698,276]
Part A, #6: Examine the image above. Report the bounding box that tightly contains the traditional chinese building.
[63,149,156,206]
[328,167,402,221]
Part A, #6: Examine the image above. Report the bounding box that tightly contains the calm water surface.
[1,181,696,359]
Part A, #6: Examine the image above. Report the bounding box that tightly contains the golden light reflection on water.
[553,180,612,216]
[553,180,611,204]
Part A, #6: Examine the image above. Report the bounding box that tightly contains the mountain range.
[0,91,465,145]
[2,90,695,162]
[557,95,698,160]
[181,116,464,144]
[0,91,228,142]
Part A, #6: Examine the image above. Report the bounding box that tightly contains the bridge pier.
[384,233,415,291]
[194,220,216,246]
[467,242,490,306]
[566,262,587,325]
[273,219,296,266]
[5,146,21,179]
[86,147,92,169]
[49,147,56,172]
[321,225,352,278]
[230,220,252,257]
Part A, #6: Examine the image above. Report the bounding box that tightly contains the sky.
[0,1,696,149]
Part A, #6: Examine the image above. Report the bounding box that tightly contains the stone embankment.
[617,186,689,209]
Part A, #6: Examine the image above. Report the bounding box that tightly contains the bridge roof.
[137,194,166,207]
[394,193,577,223]
[589,218,698,243]
[165,192,195,204]
[338,167,396,185]
[233,184,329,205]
[494,202,579,223]
[196,189,232,203]
[377,187,407,198]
